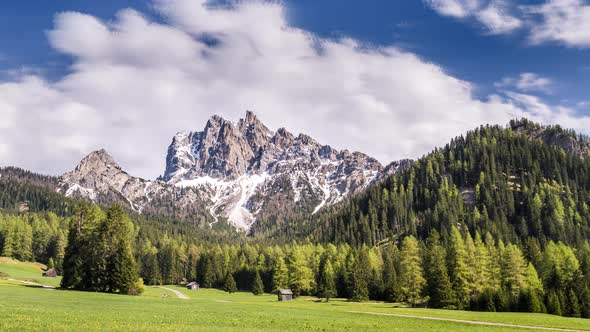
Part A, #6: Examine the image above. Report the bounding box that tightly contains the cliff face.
[59,111,407,231]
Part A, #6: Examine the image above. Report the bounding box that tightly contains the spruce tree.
[252,270,264,295]
[48,257,55,270]
[224,273,237,294]
[547,291,562,316]
[382,249,400,302]
[350,250,370,302]
[318,258,336,301]
[425,231,453,308]
[567,289,581,318]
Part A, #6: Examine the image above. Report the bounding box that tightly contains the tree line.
[134,224,590,317]
[1,119,590,317]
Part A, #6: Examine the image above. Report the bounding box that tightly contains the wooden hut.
[186,282,199,290]
[42,268,58,278]
[277,289,293,301]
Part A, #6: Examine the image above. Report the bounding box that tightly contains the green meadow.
[1,259,589,332]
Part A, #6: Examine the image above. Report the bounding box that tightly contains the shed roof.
[187,282,199,286]
[278,289,293,295]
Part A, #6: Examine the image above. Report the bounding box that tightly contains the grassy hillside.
[1,278,589,331]
[0,257,61,287]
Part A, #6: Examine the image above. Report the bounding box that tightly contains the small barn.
[42,268,58,278]
[277,289,293,301]
[186,282,199,290]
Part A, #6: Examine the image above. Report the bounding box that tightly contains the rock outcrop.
[60,111,409,231]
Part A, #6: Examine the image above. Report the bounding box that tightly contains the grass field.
[2,259,590,332]
[0,257,62,287]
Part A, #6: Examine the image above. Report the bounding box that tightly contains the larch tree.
[399,236,426,307]
[449,226,471,309]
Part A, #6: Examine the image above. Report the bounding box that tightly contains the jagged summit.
[159,111,385,230]
[74,149,121,173]
[60,111,407,231]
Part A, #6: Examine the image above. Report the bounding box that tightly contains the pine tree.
[425,231,454,308]
[547,291,562,316]
[350,250,370,302]
[224,273,237,294]
[252,270,264,295]
[318,258,336,301]
[399,236,425,306]
[104,205,138,294]
[48,257,55,270]
[567,289,581,318]
[1,219,14,258]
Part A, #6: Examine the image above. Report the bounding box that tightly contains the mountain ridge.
[58,111,406,231]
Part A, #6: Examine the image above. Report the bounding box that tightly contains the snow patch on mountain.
[58,112,410,232]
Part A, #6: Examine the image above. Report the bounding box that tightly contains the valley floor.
[1,259,590,332]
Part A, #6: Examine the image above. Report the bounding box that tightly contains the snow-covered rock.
[59,111,410,232]
[160,111,386,230]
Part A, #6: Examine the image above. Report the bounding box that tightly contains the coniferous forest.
[1,119,590,318]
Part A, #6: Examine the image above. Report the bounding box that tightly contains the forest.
[1,119,590,318]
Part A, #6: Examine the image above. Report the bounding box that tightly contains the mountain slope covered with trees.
[1,119,590,318]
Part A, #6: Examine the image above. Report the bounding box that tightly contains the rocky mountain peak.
[60,111,409,232]
[74,149,121,174]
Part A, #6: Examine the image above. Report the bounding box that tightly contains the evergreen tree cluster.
[60,203,142,294]
[0,211,67,270]
[298,122,590,247]
[134,230,590,317]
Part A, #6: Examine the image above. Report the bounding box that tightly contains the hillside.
[297,119,590,247]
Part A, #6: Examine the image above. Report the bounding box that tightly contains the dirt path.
[7,278,56,289]
[347,310,587,332]
[154,286,188,300]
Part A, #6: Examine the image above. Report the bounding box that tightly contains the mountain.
[58,111,408,231]
[296,120,590,247]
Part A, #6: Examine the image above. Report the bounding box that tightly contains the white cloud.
[505,92,590,129]
[425,0,522,34]
[0,0,589,179]
[476,1,523,34]
[425,0,481,18]
[427,0,590,47]
[496,73,553,93]
[525,0,590,47]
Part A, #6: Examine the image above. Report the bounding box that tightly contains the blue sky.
[1,0,589,178]
[2,0,588,110]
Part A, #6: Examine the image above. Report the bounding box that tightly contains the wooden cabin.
[277,289,293,301]
[186,282,199,290]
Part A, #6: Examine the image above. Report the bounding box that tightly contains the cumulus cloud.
[0,0,589,179]
[476,1,523,34]
[505,92,590,129]
[496,73,553,94]
[427,0,590,46]
[525,0,590,47]
[426,0,522,34]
